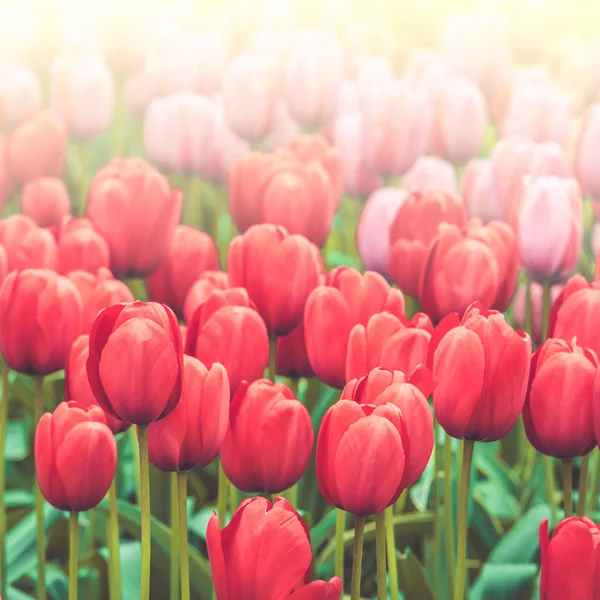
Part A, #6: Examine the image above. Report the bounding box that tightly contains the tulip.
[56,218,110,275]
[264,103,300,153]
[50,56,114,138]
[207,496,342,600]
[462,159,494,222]
[512,282,562,346]
[6,110,67,184]
[65,334,128,434]
[431,302,531,441]
[523,339,597,459]
[428,76,488,164]
[228,225,323,336]
[0,136,14,211]
[574,105,600,200]
[35,401,116,511]
[539,517,600,599]
[229,154,336,247]
[304,267,405,389]
[0,269,82,375]
[0,215,58,271]
[388,189,466,298]
[518,177,583,282]
[146,225,220,319]
[0,65,41,129]
[402,156,458,194]
[183,271,229,325]
[220,379,313,493]
[21,177,71,228]
[0,245,6,287]
[148,355,229,471]
[87,301,184,425]
[86,157,182,277]
[403,49,453,93]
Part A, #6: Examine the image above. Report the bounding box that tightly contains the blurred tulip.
[524,338,597,459]
[148,356,229,471]
[87,157,182,277]
[35,401,116,511]
[0,65,40,129]
[304,267,405,389]
[462,159,494,222]
[146,225,219,319]
[402,156,458,194]
[431,303,531,441]
[388,189,466,298]
[0,244,6,288]
[276,324,313,379]
[0,269,82,375]
[183,271,229,325]
[6,110,67,184]
[220,379,313,493]
[21,177,71,228]
[512,282,562,346]
[228,225,323,336]
[574,105,600,200]
[56,218,110,275]
[0,136,14,210]
[403,49,453,94]
[87,301,184,425]
[264,103,300,152]
[0,215,58,271]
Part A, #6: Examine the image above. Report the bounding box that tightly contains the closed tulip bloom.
[575,105,600,200]
[65,334,128,434]
[229,154,336,248]
[183,271,229,325]
[148,356,229,471]
[519,177,583,282]
[462,159,494,222]
[0,215,58,271]
[0,245,6,287]
[220,380,313,493]
[35,401,116,511]
[57,218,110,275]
[228,225,323,336]
[87,301,184,425]
[431,303,532,441]
[87,157,182,277]
[21,177,71,228]
[304,267,405,389]
[389,189,466,298]
[264,103,300,153]
[276,324,314,379]
[146,225,220,318]
[50,56,114,138]
[0,136,14,211]
[539,517,600,600]
[523,339,597,459]
[6,110,67,184]
[402,156,458,194]
[0,65,41,129]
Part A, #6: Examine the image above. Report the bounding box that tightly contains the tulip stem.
[454,440,475,600]
[578,454,591,517]
[178,471,190,600]
[34,375,46,600]
[283,484,298,507]
[588,449,600,515]
[128,427,141,506]
[444,436,455,591]
[433,419,442,596]
[170,472,180,600]
[545,456,559,526]
[217,461,228,529]
[375,512,387,600]
[563,460,573,518]
[350,515,365,600]
[0,363,8,600]
[138,425,151,600]
[384,506,399,600]
[268,338,277,382]
[334,508,345,580]
[541,280,551,342]
[228,481,239,515]
[69,512,78,600]
[107,479,121,600]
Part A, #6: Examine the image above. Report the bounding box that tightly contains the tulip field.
[2,0,600,599]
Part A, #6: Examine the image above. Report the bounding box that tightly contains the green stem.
[128,427,141,505]
[34,376,46,600]
[444,436,455,591]
[375,512,387,600]
[350,515,365,600]
[217,461,228,529]
[334,508,345,580]
[0,363,8,600]
[433,419,442,596]
[170,472,180,600]
[545,456,558,526]
[524,280,533,339]
[78,140,91,217]
[288,378,300,399]
[69,512,78,600]
[107,480,121,600]
[563,460,573,518]
[541,280,551,343]
[268,338,277,382]
[138,426,151,600]
[384,506,399,600]
[588,449,600,515]
[283,484,298,507]
[454,440,475,600]
[578,454,591,517]
[178,472,190,600]
[228,481,239,516]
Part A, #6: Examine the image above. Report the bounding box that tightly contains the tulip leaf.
[310,508,337,551]
[397,548,436,600]
[469,563,538,600]
[189,507,215,541]
[6,421,28,462]
[5,490,34,508]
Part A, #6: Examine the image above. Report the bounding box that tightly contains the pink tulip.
[402,156,457,194]
[512,281,563,346]
[403,49,453,93]
[336,81,361,115]
[56,218,110,275]
[264,103,300,152]
[355,55,394,103]
[0,65,40,129]
[462,159,494,222]
[519,177,583,282]
[574,105,600,200]
[21,177,71,228]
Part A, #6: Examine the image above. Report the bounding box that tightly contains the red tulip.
[21,177,71,228]
[304,267,405,389]
[291,580,342,599]
[86,157,182,277]
[35,401,116,511]
[148,355,229,471]
[0,136,15,212]
[431,303,531,441]
[87,301,184,425]
[220,380,313,493]
[0,269,83,375]
[276,324,314,379]
[523,338,597,459]
[0,215,58,271]
[388,189,466,298]
[183,271,229,325]
[65,334,128,434]
[0,245,6,288]
[146,225,220,318]
[57,218,110,275]
[539,517,600,600]
[228,225,323,336]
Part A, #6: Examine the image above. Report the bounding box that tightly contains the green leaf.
[189,507,215,541]
[469,564,538,600]
[310,509,337,551]
[397,548,436,600]
[6,421,28,462]
[5,490,34,508]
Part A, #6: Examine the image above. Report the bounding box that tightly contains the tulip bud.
[276,324,314,379]
[148,356,229,471]
[87,301,184,425]
[21,177,71,228]
[402,156,458,194]
[183,271,229,325]
[0,269,83,375]
[574,105,600,200]
[0,65,41,129]
[0,215,58,271]
[56,218,110,275]
[35,401,116,511]
[462,159,494,222]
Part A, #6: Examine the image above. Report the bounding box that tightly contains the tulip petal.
[292,577,343,600]
[206,512,229,600]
